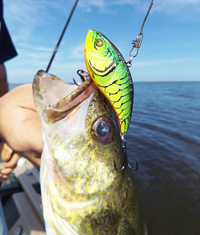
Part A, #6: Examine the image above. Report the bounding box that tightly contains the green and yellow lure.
[85,29,133,134]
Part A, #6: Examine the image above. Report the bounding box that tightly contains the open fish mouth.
[33,70,97,125]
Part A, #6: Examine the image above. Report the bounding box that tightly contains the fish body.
[33,70,145,234]
[84,29,133,134]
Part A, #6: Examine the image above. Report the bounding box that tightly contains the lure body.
[85,29,133,134]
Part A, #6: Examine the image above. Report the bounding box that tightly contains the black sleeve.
[0,17,18,64]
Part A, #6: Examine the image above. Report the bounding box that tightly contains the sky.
[3,0,200,84]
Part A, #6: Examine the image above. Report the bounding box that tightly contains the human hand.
[0,84,43,176]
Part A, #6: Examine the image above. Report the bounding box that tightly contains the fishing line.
[46,0,79,73]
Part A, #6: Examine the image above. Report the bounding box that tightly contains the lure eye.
[91,117,116,145]
[96,39,103,47]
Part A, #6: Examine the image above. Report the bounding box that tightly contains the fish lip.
[43,77,97,125]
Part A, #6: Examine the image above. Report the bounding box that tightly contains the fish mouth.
[33,70,97,125]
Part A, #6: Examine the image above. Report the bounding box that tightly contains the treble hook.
[73,69,89,86]
[114,135,138,172]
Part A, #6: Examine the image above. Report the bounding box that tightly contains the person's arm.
[0,64,8,97]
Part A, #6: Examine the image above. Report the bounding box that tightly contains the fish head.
[33,70,125,196]
[85,29,119,77]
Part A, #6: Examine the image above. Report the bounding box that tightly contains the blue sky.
[3,0,200,84]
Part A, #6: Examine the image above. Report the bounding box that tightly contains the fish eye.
[96,39,103,47]
[91,117,116,145]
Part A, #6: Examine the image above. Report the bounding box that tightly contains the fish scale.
[85,29,133,134]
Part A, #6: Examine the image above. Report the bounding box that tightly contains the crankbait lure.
[85,29,133,134]
[84,0,154,135]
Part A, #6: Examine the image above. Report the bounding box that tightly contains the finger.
[0,167,12,175]
[0,142,13,162]
[5,153,20,168]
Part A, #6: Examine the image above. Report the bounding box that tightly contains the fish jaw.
[33,70,97,127]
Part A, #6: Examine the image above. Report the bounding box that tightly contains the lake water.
[9,82,200,235]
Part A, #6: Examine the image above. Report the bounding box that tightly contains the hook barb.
[73,78,79,86]
[128,160,138,171]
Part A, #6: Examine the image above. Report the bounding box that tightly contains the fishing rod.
[46,0,79,73]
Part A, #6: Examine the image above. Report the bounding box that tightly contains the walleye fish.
[85,29,133,135]
[33,70,146,235]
